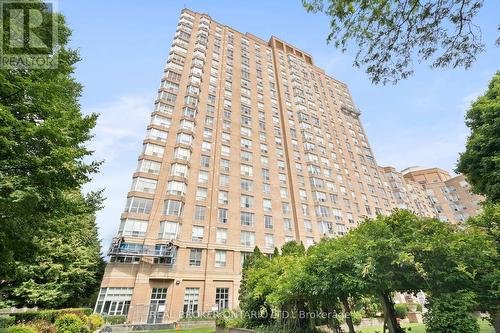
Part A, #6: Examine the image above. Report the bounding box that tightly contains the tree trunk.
[493,309,500,333]
[383,313,388,333]
[379,292,403,333]
[341,296,356,333]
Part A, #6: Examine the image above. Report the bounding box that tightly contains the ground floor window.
[94,287,132,315]
[148,288,168,324]
[183,288,200,317]
[215,288,229,310]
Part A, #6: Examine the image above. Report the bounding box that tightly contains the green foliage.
[350,311,362,326]
[102,315,126,325]
[27,320,55,333]
[54,314,89,333]
[238,210,499,333]
[280,241,305,257]
[424,291,480,333]
[0,0,104,308]
[457,71,500,201]
[5,325,37,333]
[302,0,487,84]
[10,308,92,324]
[394,304,408,319]
[0,317,15,328]
[416,304,423,312]
[87,314,104,331]
[215,310,245,330]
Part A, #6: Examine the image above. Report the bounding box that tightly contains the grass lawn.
[133,327,215,333]
[357,320,494,333]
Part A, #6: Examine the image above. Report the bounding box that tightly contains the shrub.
[28,321,56,333]
[424,291,479,333]
[6,325,37,333]
[416,303,423,312]
[55,314,89,333]
[215,309,245,329]
[350,311,362,326]
[87,314,104,331]
[0,317,15,328]
[102,316,126,325]
[394,304,408,319]
[12,309,93,324]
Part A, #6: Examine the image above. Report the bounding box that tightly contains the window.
[216,228,227,244]
[95,288,132,316]
[284,218,293,231]
[202,141,212,152]
[176,133,194,145]
[163,200,183,216]
[240,164,253,177]
[215,288,229,310]
[131,177,157,193]
[174,147,191,161]
[263,199,272,212]
[215,250,227,267]
[240,212,255,227]
[196,187,208,201]
[191,226,204,242]
[195,206,206,221]
[240,195,254,208]
[282,202,290,214]
[262,168,270,181]
[138,159,161,175]
[125,197,153,214]
[263,184,271,195]
[220,159,230,172]
[264,215,273,229]
[218,208,228,224]
[240,179,253,192]
[218,191,228,204]
[241,150,252,162]
[188,249,202,267]
[200,155,210,168]
[198,171,209,184]
[183,288,200,317]
[219,174,229,187]
[304,220,313,232]
[241,138,252,149]
[158,221,180,240]
[143,143,164,157]
[166,181,187,196]
[265,234,274,248]
[170,163,188,177]
[240,231,255,247]
[118,219,148,237]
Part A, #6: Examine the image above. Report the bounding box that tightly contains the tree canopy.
[302,0,495,84]
[0,1,104,307]
[238,210,499,333]
[457,71,500,202]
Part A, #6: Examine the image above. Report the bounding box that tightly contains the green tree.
[0,1,103,307]
[424,291,480,333]
[306,237,366,333]
[302,0,494,84]
[457,71,500,202]
[466,203,500,332]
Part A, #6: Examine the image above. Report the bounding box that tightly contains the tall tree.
[0,1,103,307]
[302,0,494,84]
[457,71,500,202]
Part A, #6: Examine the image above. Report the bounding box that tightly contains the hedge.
[10,308,93,324]
[0,316,16,328]
[103,315,126,325]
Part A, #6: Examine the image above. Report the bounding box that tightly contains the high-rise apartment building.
[94,9,482,323]
[401,167,483,223]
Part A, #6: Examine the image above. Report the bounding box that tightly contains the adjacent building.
[94,9,483,323]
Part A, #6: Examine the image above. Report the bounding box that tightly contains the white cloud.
[82,93,153,253]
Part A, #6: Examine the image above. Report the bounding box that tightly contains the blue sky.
[58,0,499,250]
